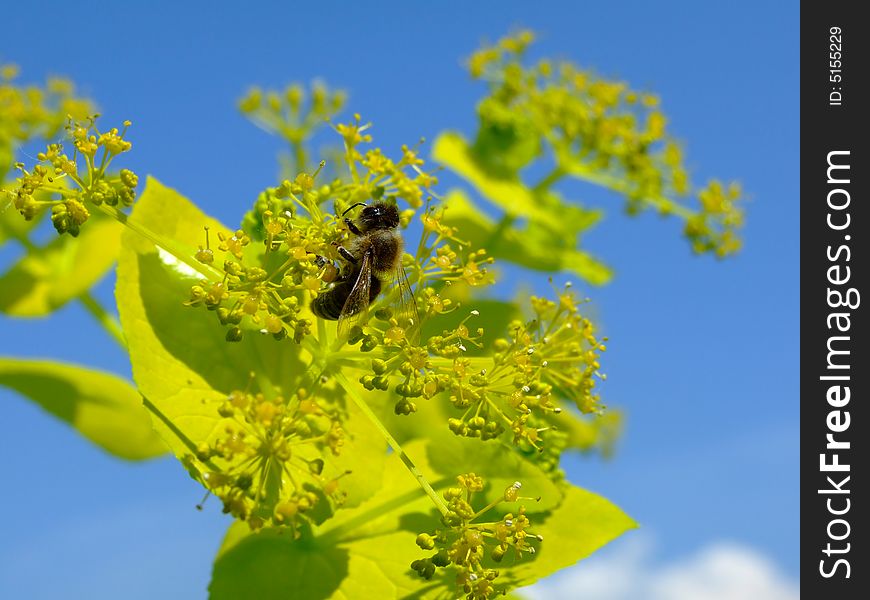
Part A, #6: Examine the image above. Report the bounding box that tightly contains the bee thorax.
[351,230,403,275]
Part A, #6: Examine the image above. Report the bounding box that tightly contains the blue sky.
[1,1,798,598]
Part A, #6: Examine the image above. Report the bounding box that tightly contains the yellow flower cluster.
[190,383,349,534]
[238,81,346,175]
[185,119,455,346]
[4,115,138,236]
[465,31,744,257]
[412,473,541,600]
[1,63,91,178]
[357,279,605,448]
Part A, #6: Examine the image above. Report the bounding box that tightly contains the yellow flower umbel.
[356,279,605,449]
[189,381,350,535]
[184,117,446,347]
[1,63,91,176]
[4,115,139,236]
[412,473,542,600]
[239,81,346,176]
[465,30,744,257]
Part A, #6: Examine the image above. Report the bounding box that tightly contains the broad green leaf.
[0,211,122,316]
[433,132,612,284]
[115,177,385,504]
[433,132,602,236]
[442,189,613,285]
[211,440,634,599]
[434,132,547,225]
[211,522,398,600]
[0,357,167,459]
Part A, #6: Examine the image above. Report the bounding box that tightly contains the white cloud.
[521,535,799,600]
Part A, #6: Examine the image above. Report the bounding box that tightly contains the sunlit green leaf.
[433,132,602,235]
[442,189,612,285]
[211,522,398,600]
[0,357,167,460]
[434,132,546,224]
[115,177,240,458]
[0,211,122,316]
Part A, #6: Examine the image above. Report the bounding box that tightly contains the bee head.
[358,202,400,231]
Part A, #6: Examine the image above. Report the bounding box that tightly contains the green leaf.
[0,211,122,316]
[211,439,634,599]
[434,132,550,226]
[433,132,602,234]
[115,177,385,504]
[0,357,167,460]
[211,522,398,600]
[441,189,613,285]
[433,132,612,284]
[115,177,238,458]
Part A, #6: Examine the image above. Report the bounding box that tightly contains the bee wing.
[394,263,421,344]
[337,248,374,339]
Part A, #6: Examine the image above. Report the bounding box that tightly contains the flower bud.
[415,533,436,550]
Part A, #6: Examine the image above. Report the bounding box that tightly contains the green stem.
[566,163,695,219]
[532,166,565,193]
[78,291,127,350]
[344,141,360,184]
[482,212,516,251]
[291,139,308,174]
[142,396,219,471]
[332,371,449,516]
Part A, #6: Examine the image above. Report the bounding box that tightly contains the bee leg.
[336,245,358,264]
[344,218,363,236]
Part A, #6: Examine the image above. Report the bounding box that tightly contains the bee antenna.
[341,202,367,217]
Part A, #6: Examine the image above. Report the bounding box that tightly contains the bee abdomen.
[310,275,382,321]
[311,282,349,321]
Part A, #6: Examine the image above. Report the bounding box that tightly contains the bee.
[311,201,418,338]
